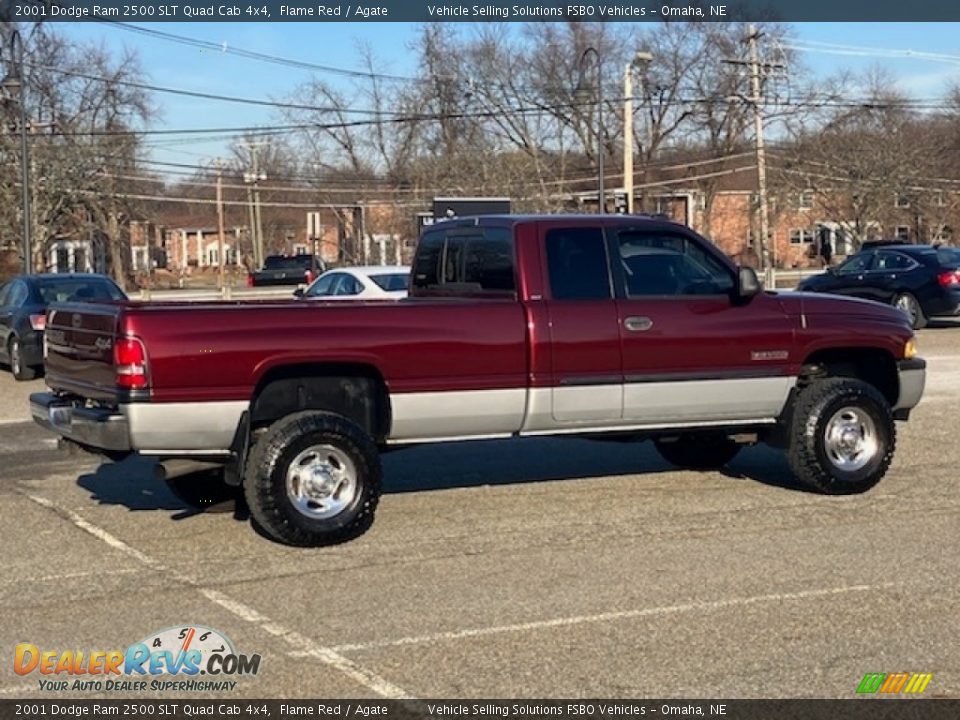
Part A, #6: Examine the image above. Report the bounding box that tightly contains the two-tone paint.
[39,216,920,456]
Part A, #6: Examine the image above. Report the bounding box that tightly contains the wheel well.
[800,348,898,406]
[250,363,391,441]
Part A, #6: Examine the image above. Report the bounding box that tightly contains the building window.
[798,190,814,210]
[789,228,814,245]
[895,194,911,209]
[935,191,947,207]
[895,226,910,241]
[934,224,953,242]
[293,244,308,255]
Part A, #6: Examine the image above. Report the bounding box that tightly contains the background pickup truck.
[247,254,324,287]
[32,214,926,546]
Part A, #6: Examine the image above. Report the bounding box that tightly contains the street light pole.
[4,31,32,273]
[575,47,604,214]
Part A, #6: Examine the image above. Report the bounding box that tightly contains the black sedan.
[0,273,126,380]
[796,243,960,328]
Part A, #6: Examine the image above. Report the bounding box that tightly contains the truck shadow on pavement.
[74,437,807,522]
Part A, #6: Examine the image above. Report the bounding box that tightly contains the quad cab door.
[609,225,797,426]
[540,223,623,423]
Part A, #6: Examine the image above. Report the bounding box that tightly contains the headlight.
[904,338,918,359]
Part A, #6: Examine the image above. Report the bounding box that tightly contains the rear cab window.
[412,225,516,296]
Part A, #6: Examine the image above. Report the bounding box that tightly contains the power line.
[101,21,428,83]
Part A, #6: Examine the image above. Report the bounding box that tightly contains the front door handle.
[624,316,654,332]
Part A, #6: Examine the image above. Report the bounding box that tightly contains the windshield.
[369,273,409,292]
[35,277,127,303]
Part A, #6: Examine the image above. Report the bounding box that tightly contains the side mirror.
[825,266,836,275]
[292,288,304,298]
[737,266,761,300]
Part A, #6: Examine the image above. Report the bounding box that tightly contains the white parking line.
[0,568,141,586]
[20,491,412,700]
[306,582,899,655]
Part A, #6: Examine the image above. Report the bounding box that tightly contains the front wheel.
[787,378,895,494]
[244,411,381,546]
[893,292,927,329]
[654,433,741,470]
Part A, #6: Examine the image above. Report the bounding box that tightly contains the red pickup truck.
[31,215,926,546]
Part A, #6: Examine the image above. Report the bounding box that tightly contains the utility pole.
[747,25,773,288]
[243,142,268,268]
[215,160,228,298]
[725,28,784,288]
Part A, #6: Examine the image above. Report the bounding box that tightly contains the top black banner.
[2,0,960,22]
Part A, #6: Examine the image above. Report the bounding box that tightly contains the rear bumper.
[30,392,131,452]
[894,358,926,416]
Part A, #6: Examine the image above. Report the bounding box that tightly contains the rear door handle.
[624,316,654,332]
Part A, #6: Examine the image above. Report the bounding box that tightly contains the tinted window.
[937,247,960,265]
[617,231,734,296]
[837,253,875,275]
[370,273,409,292]
[463,229,515,291]
[546,227,611,300]
[305,273,337,296]
[412,230,444,289]
[875,252,916,271]
[35,277,126,303]
[264,255,315,270]
[7,281,30,306]
[333,275,363,296]
[412,227,515,293]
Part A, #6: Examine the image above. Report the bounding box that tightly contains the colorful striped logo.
[857,672,933,695]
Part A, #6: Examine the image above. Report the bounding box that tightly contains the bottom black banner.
[0,700,955,720]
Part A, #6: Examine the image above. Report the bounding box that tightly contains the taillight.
[29,313,46,331]
[938,269,960,288]
[115,337,149,389]
[246,274,255,287]
[305,270,315,284]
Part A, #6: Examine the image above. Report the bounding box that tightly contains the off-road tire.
[244,411,381,546]
[787,378,895,494]
[893,292,927,330]
[9,337,37,381]
[654,433,741,470]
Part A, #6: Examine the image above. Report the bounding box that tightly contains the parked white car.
[294,266,410,301]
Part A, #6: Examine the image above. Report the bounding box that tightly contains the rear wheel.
[893,292,926,329]
[244,411,381,546]
[9,337,37,381]
[654,433,741,470]
[787,378,895,494]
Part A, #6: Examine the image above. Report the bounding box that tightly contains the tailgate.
[44,302,124,402]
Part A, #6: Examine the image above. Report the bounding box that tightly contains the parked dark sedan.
[248,254,324,287]
[796,243,960,328]
[0,273,126,380]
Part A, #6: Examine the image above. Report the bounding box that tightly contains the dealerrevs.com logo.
[857,672,933,696]
[14,625,261,693]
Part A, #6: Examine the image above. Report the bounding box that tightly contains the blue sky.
[54,21,960,172]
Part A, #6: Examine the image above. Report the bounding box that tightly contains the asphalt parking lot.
[2,320,959,701]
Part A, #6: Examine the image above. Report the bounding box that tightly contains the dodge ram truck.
[31,215,926,546]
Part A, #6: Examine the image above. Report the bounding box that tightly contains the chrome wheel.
[9,340,20,376]
[894,294,918,326]
[285,444,358,520]
[824,406,879,472]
